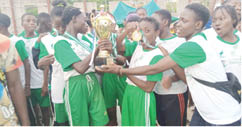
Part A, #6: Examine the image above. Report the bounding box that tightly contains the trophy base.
[94,56,113,67]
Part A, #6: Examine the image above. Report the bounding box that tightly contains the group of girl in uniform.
[0,0,240,126]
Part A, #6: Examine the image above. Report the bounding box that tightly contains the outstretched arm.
[6,69,30,126]
[122,56,177,75]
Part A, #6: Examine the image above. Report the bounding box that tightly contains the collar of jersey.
[159,34,177,41]
[217,34,240,45]
[64,32,92,52]
[192,32,207,40]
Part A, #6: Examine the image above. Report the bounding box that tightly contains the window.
[166,1,176,13]
[25,5,38,17]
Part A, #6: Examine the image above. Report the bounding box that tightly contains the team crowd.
[0,0,241,126]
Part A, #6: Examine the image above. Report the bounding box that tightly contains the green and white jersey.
[39,33,66,103]
[154,35,187,95]
[212,35,241,83]
[9,35,27,88]
[170,33,240,124]
[54,32,94,81]
[18,34,44,89]
[77,33,96,50]
[204,28,241,42]
[233,29,242,37]
[123,37,138,57]
[125,44,163,87]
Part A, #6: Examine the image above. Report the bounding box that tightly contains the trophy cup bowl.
[93,13,114,66]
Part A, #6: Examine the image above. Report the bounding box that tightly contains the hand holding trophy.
[92,12,115,66]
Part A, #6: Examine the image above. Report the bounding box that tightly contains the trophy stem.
[95,50,113,66]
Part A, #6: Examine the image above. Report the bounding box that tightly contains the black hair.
[154,9,172,26]
[0,13,11,28]
[62,6,82,27]
[37,12,51,25]
[21,13,36,23]
[86,19,92,28]
[214,5,238,28]
[140,17,160,31]
[136,7,147,14]
[185,3,210,28]
[51,0,67,18]
[126,14,140,23]
[37,12,52,33]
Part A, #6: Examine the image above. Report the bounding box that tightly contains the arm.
[38,42,53,70]
[72,53,93,74]
[41,67,49,96]
[116,29,129,54]
[5,69,30,126]
[122,56,177,75]
[72,39,112,74]
[38,55,55,70]
[121,42,206,76]
[171,65,187,84]
[23,59,31,96]
[127,75,156,93]
[15,40,31,96]
[116,22,137,54]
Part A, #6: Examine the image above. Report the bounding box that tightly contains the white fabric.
[204,28,242,83]
[54,35,94,82]
[184,34,241,124]
[9,35,25,88]
[154,36,187,95]
[16,36,44,89]
[126,45,163,86]
[41,34,65,103]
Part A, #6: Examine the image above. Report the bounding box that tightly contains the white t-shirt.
[170,33,241,124]
[18,35,44,89]
[40,33,65,103]
[154,35,187,95]
[54,32,94,82]
[10,35,26,89]
[126,44,164,86]
[204,28,241,83]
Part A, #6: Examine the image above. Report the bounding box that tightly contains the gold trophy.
[93,12,114,66]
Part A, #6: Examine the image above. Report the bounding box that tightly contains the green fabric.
[82,35,93,49]
[102,73,127,108]
[147,55,163,82]
[39,42,49,59]
[170,42,206,68]
[30,88,50,107]
[171,17,179,23]
[34,42,40,49]
[64,73,109,126]
[54,40,81,71]
[112,1,136,26]
[233,29,238,34]
[124,38,138,57]
[216,34,240,45]
[143,0,160,16]
[54,103,68,123]
[15,40,29,61]
[122,85,156,126]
